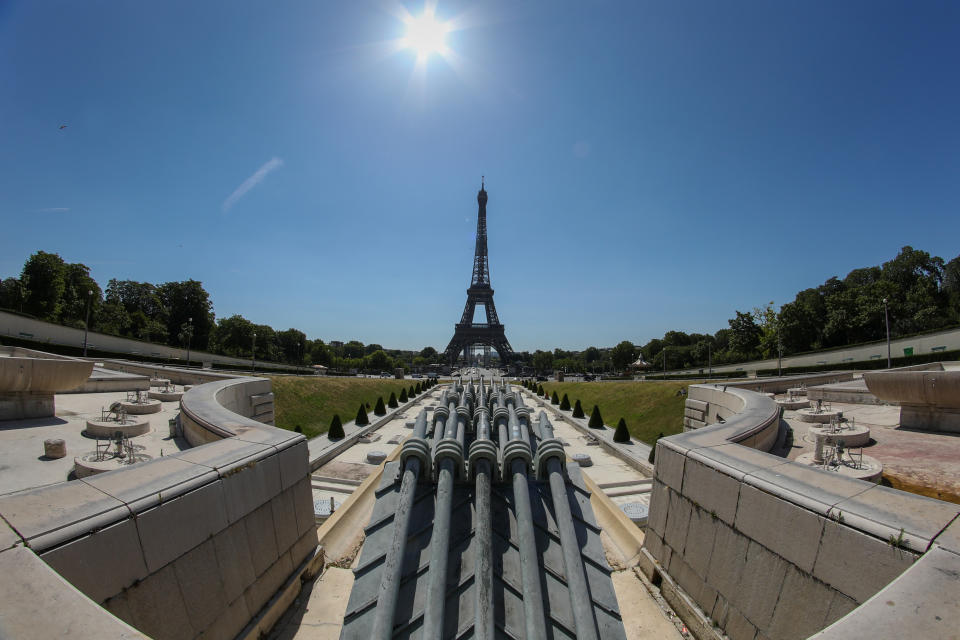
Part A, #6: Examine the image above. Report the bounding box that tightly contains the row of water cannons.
[375,376,601,640]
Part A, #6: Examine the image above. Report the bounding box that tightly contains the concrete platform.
[808,378,884,405]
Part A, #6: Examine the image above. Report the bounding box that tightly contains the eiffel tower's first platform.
[444,180,514,364]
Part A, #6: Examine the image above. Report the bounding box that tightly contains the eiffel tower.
[444,179,515,365]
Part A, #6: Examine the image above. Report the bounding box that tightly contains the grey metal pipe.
[422,401,462,639]
[539,413,599,640]
[371,409,430,639]
[508,405,547,640]
[473,408,495,640]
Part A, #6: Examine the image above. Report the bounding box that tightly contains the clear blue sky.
[2,1,958,351]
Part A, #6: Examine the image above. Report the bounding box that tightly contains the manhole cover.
[621,502,649,523]
[313,498,342,517]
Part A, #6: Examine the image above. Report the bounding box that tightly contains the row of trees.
[634,246,960,371]
[0,251,446,370]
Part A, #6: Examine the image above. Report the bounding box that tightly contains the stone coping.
[0,375,312,637]
[864,366,960,408]
[658,383,960,639]
[0,353,93,393]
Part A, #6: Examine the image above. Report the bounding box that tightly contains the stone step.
[311,482,357,495]
[311,474,362,487]
[597,478,653,490]
[602,485,653,498]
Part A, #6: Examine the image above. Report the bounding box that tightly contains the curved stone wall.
[864,363,960,433]
[642,383,960,640]
[0,376,316,640]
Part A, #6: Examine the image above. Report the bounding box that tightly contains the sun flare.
[401,9,450,59]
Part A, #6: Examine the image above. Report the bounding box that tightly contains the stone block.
[831,484,960,554]
[686,399,708,412]
[270,489,299,554]
[82,456,218,515]
[812,520,915,603]
[290,475,316,538]
[172,538,229,633]
[744,462,873,517]
[662,491,693,554]
[725,606,759,640]
[655,443,685,492]
[642,530,663,564]
[711,593,730,628]
[289,527,319,570]
[213,520,256,603]
[124,564,198,640]
[277,439,309,491]
[933,513,960,555]
[667,552,704,606]
[823,590,857,628]
[647,480,670,537]
[693,444,790,482]
[219,450,282,525]
[40,518,148,604]
[705,521,748,600]
[683,506,718,579]
[197,594,250,640]
[0,481,128,551]
[682,458,740,526]
[0,545,147,639]
[135,480,229,573]
[245,500,280,578]
[1,518,22,552]
[243,547,293,618]
[733,541,788,630]
[766,566,834,640]
[734,484,824,573]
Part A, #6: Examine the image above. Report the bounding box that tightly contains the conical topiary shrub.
[573,399,584,418]
[374,397,386,416]
[415,382,422,394]
[613,417,630,443]
[355,404,369,426]
[399,388,408,402]
[388,392,398,408]
[649,432,664,464]
[328,414,344,439]
[409,385,415,396]
[560,394,570,411]
[588,404,604,428]
[536,384,544,396]
[551,391,560,405]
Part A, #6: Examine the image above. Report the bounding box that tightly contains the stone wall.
[641,384,960,640]
[0,376,317,640]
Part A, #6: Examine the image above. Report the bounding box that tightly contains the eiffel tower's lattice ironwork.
[444,179,514,364]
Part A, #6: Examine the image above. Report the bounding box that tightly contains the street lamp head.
[87,290,93,296]
[882,298,887,304]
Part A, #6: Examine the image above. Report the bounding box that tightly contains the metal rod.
[371,410,429,639]
[539,414,598,639]
[509,405,547,640]
[474,456,494,639]
[423,458,455,639]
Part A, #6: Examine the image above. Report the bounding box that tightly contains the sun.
[401,8,450,59]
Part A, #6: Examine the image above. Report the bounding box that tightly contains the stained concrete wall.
[642,384,960,640]
[0,376,317,640]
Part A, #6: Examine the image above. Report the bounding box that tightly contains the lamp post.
[252,332,257,373]
[883,298,891,368]
[82,290,93,357]
[777,321,783,377]
[707,343,712,379]
[186,317,193,364]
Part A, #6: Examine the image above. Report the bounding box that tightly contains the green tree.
[613,418,630,443]
[355,403,369,426]
[59,262,101,328]
[368,349,393,372]
[374,397,386,416]
[588,405,604,428]
[532,349,554,373]
[388,392,398,408]
[728,310,761,358]
[329,414,344,439]
[277,328,307,365]
[559,393,570,410]
[213,314,255,357]
[415,382,422,394]
[343,340,365,359]
[536,384,544,396]
[21,251,66,319]
[551,391,559,405]
[158,280,214,350]
[610,340,636,371]
[0,278,25,312]
[400,388,409,402]
[419,346,438,361]
[573,399,584,418]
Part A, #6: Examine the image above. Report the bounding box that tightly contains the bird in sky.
[58,124,67,130]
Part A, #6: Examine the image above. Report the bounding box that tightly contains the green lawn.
[269,376,426,439]
[539,380,694,445]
